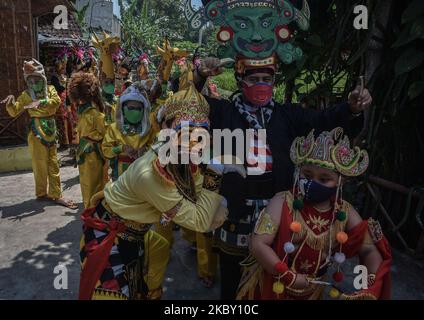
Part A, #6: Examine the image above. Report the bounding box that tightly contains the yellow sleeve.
[102,125,121,159]
[135,169,223,233]
[172,190,223,233]
[5,92,30,118]
[85,110,106,142]
[42,86,61,113]
[111,101,117,122]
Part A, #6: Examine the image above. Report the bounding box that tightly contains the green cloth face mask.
[103,84,115,95]
[123,106,144,125]
[30,81,44,93]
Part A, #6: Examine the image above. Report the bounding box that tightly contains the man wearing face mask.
[194,54,372,299]
[1,59,77,209]
[102,84,159,181]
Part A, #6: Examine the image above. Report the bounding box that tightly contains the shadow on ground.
[0,211,81,299]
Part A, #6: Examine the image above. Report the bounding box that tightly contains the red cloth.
[342,221,392,300]
[259,196,392,300]
[261,198,293,299]
[79,208,126,300]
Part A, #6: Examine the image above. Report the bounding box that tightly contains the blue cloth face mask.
[299,178,338,203]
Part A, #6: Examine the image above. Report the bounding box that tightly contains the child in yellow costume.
[102,83,160,181]
[97,82,165,300]
[155,222,218,287]
[154,61,218,287]
[92,32,120,125]
[79,81,228,300]
[68,72,107,209]
[1,59,77,209]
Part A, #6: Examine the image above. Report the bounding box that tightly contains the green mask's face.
[27,77,44,93]
[227,7,279,59]
[103,83,115,95]
[123,103,144,125]
[102,78,115,95]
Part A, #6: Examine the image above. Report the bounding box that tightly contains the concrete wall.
[0,146,32,173]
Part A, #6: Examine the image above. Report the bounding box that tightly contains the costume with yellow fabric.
[154,62,218,286]
[5,59,62,199]
[79,81,228,300]
[102,83,160,180]
[68,72,107,208]
[92,31,121,126]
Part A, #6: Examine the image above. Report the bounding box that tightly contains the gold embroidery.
[285,192,351,252]
[309,215,330,233]
[368,218,383,243]
[300,259,313,272]
[340,292,377,300]
[254,209,278,235]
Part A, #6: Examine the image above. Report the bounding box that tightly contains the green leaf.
[395,48,424,76]
[402,0,424,24]
[411,17,424,38]
[408,81,424,99]
[304,75,313,84]
[392,24,415,48]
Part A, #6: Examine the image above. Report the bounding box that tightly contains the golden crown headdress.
[163,83,210,130]
[290,127,369,177]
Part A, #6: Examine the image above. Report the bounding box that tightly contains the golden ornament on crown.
[290,127,369,177]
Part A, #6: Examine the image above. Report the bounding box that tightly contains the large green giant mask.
[185,0,310,64]
[226,7,279,59]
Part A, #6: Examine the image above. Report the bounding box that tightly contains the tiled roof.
[38,11,83,42]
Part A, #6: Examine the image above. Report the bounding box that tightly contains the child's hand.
[1,95,15,105]
[290,273,310,290]
[24,100,41,110]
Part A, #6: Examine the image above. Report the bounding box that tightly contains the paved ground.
[0,163,423,300]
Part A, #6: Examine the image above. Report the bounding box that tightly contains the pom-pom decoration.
[334,252,346,264]
[329,287,340,298]
[336,211,347,222]
[273,281,285,294]
[275,261,289,274]
[284,242,295,254]
[290,221,302,233]
[336,231,348,244]
[333,271,344,283]
[293,198,304,211]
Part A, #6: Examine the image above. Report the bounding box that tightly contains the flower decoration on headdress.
[184,0,310,67]
[75,47,85,60]
[290,127,369,177]
[112,47,124,63]
[138,53,151,65]
[55,48,70,64]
